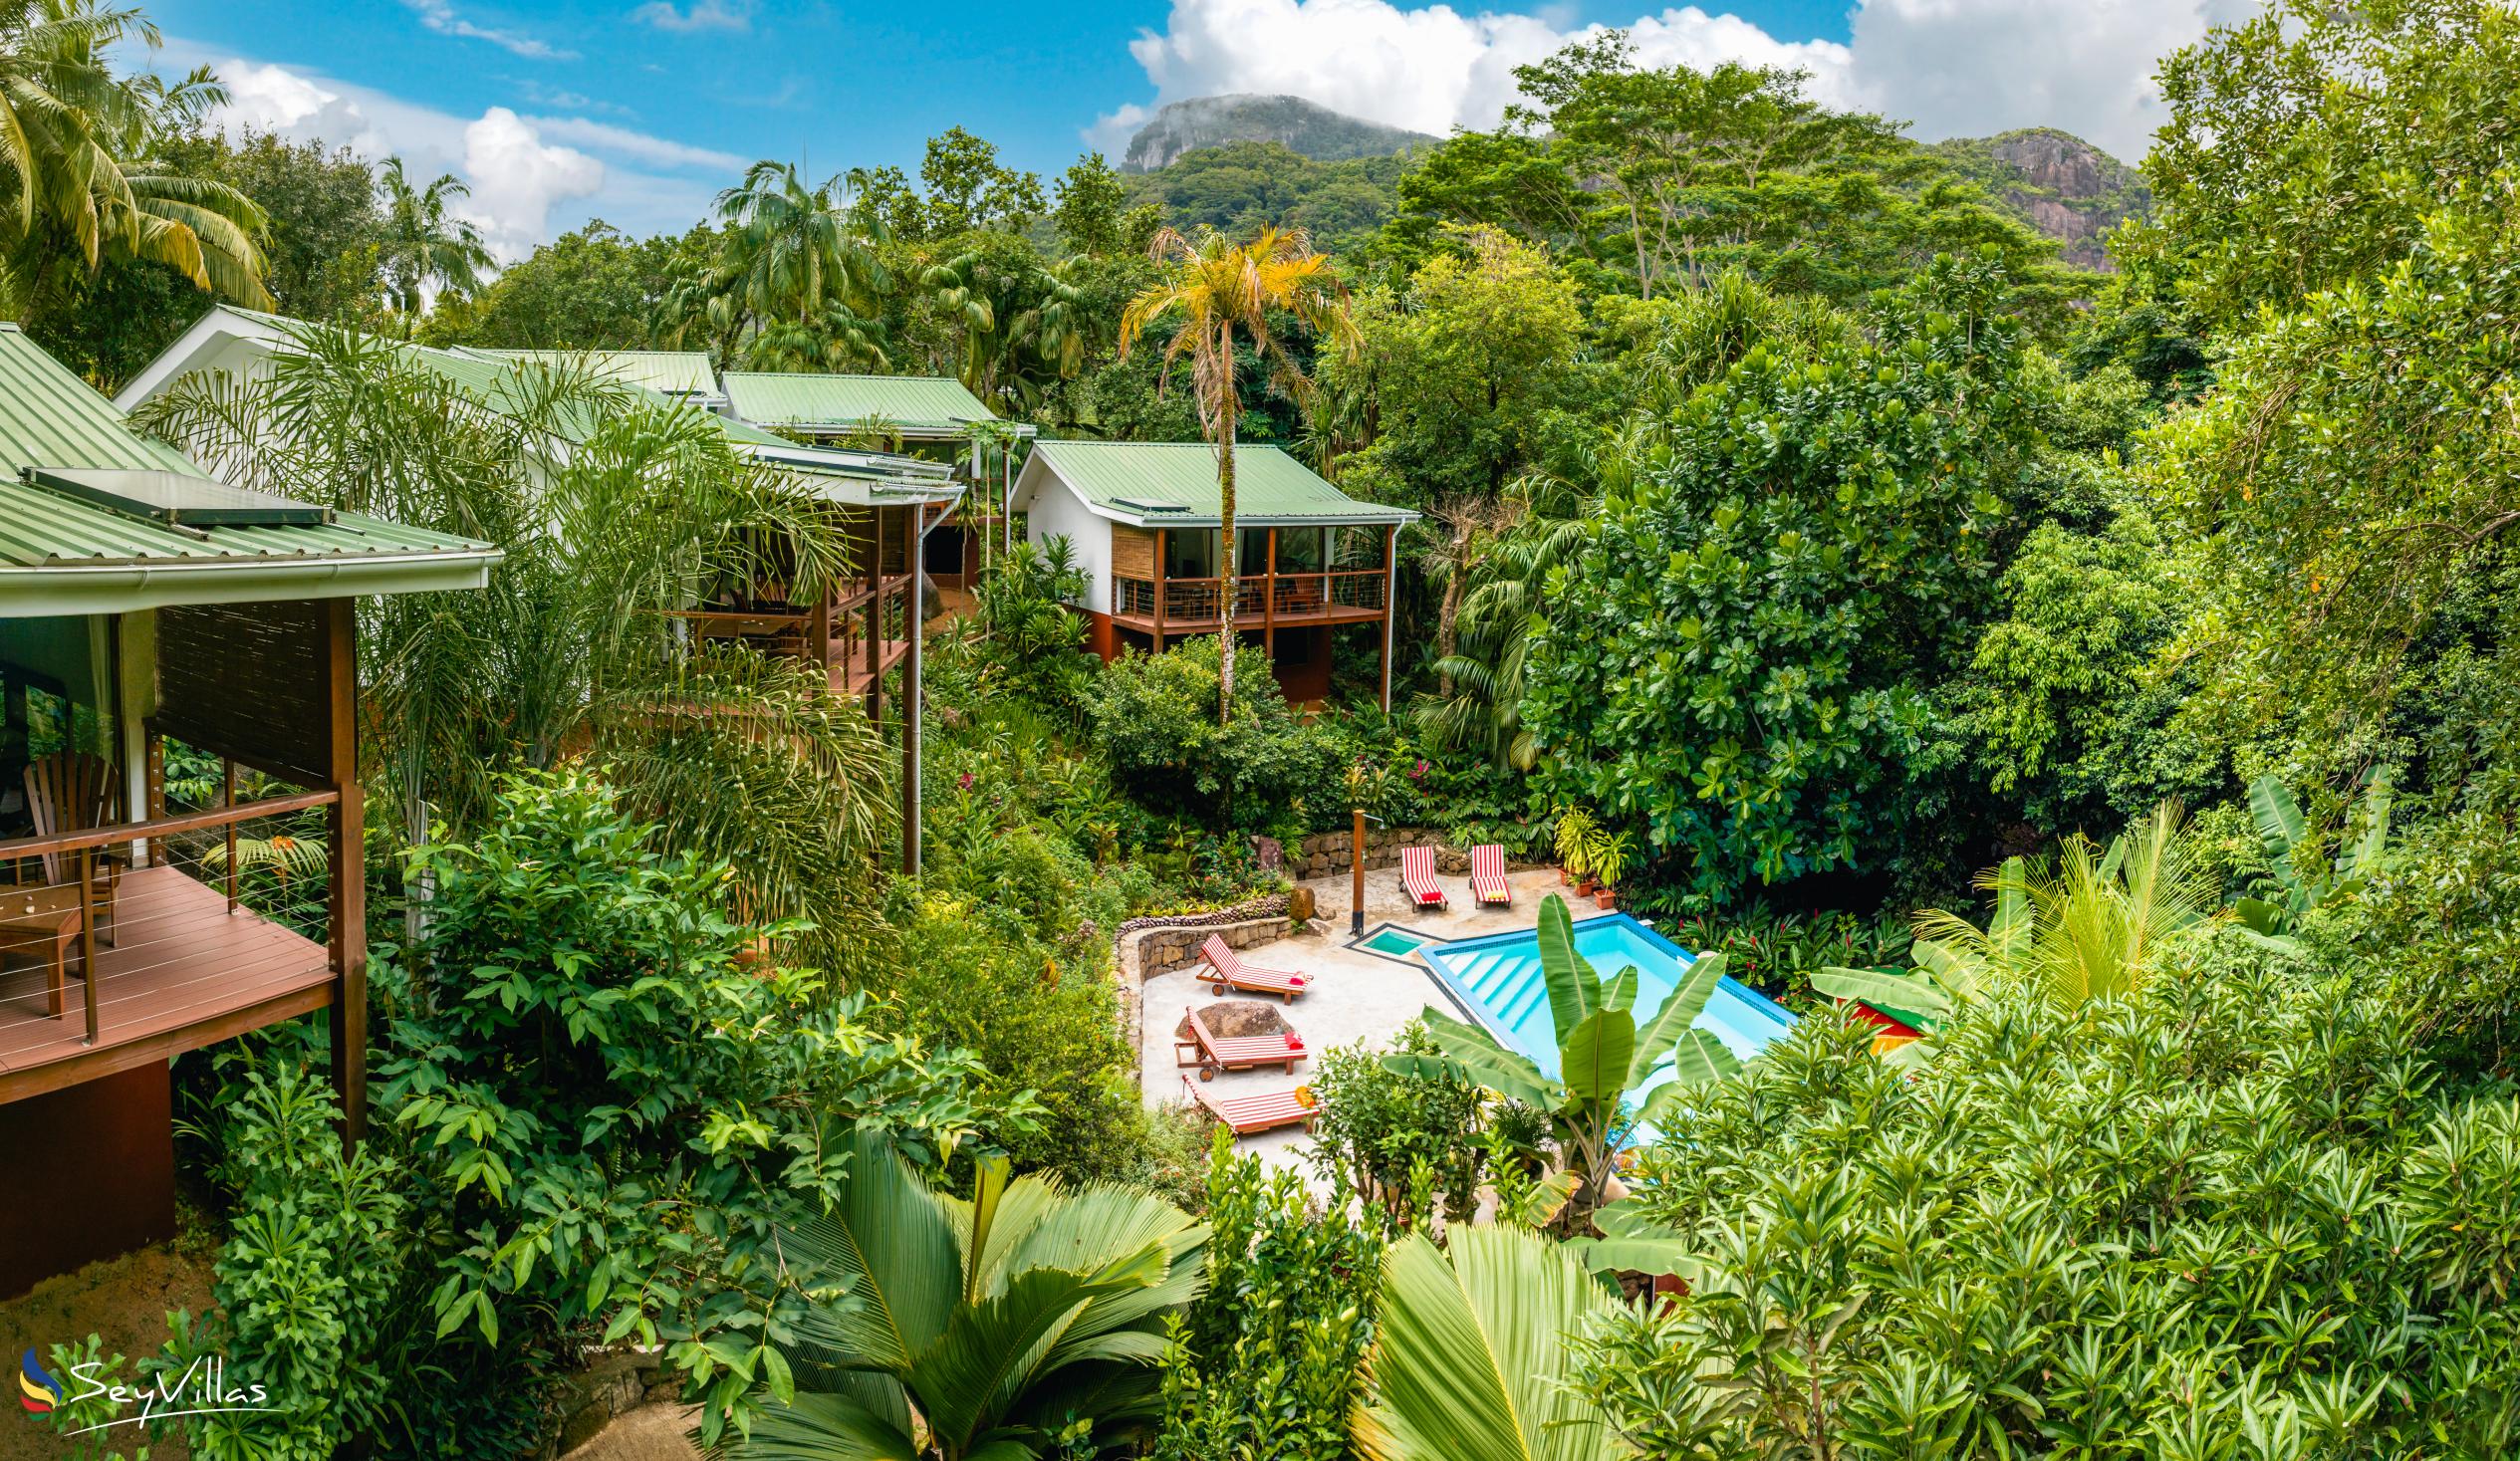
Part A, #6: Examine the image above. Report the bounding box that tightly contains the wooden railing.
[0,791,339,1048]
[1113,570,1386,623]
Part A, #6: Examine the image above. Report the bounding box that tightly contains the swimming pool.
[1419,913,1795,1101]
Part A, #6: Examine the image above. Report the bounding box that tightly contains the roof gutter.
[0,548,504,617]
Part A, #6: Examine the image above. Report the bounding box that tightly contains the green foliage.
[1325,227,1592,511]
[1526,255,2043,903]
[918,125,1046,238]
[1306,1020,1489,1222]
[2128,0,2520,334]
[1155,1133,1383,1461]
[741,1128,1206,1461]
[2233,772,2394,947]
[2148,187,2520,735]
[377,770,1014,1445]
[970,536,1096,706]
[1085,636,1342,831]
[153,1060,407,1461]
[1590,935,2520,1456]
[425,220,692,350]
[1350,1225,1628,1461]
[1662,904,1911,1000]
[1392,37,2085,316]
[1053,151,1130,258]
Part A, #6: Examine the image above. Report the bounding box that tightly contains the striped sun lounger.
[1184,1075,1317,1135]
[1196,935,1311,1002]
[1469,844,1511,906]
[1174,1005,1307,1080]
[1399,845,1447,909]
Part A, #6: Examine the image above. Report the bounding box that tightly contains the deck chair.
[23,751,121,943]
[1174,1004,1307,1081]
[1398,845,1447,909]
[1195,935,1311,1002]
[1183,1075,1317,1136]
[1469,844,1511,906]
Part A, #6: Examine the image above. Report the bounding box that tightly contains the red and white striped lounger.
[1196,934,1312,1002]
[1174,1005,1308,1081]
[1184,1075,1317,1135]
[1469,844,1511,906]
[1399,845,1447,909]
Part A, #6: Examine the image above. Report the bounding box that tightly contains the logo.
[18,1350,60,1414]
[16,1344,272,1434]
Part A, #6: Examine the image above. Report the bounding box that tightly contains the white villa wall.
[1021,478,1113,614]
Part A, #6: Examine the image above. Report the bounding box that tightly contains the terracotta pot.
[1595,887,1617,909]
[1577,877,1598,895]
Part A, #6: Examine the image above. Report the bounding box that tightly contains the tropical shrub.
[1155,1135,1383,1461]
[1085,635,1342,831]
[972,536,1097,709]
[1524,253,2044,905]
[1587,934,2520,1456]
[743,1128,1207,1460]
[377,769,1014,1444]
[1307,1020,1490,1223]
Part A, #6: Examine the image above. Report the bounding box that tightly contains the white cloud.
[1098,0,2242,162]
[527,115,745,171]
[629,0,752,33]
[402,0,578,60]
[462,108,606,257]
[174,45,732,259]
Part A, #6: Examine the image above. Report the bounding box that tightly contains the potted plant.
[1591,830,1635,909]
[1554,806,1597,888]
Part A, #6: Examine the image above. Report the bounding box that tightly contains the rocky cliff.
[1934,127,2152,271]
[1123,95,1436,173]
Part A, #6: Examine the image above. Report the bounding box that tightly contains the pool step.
[1497,974,1552,1031]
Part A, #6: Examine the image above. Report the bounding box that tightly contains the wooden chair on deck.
[23,752,122,943]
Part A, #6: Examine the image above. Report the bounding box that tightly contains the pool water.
[1419,913,1794,1104]
[1363,926,1432,957]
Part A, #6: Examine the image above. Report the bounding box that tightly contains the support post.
[324,597,368,1148]
[1151,528,1167,654]
[905,490,963,877]
[1263,527,1277,662]
[1351,807,1367,938]
[1380,524,1397,714]
[864,508,882,722]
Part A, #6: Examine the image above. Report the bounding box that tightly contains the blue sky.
[141,0,2221,258]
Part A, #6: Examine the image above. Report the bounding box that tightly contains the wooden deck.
[0,865,333,1103]
[829,637,909,697]
[1111,604,1386,634]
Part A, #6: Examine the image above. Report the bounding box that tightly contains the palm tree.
[739,1127,1206,1460]
[134,324,893,959]
[0,4,270,315]
[378,157,493,314]
[1416,471,1590,770]
[920,241,1087,414]
[1351,1226,1627,1461]
[684,159,891,371]
[1120,225,1359,724]
[1816,801,2217,1025]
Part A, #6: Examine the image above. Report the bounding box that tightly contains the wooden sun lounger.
[1183,1075,1318,1135]
[1469,844,1511,906]
[1399,845,1447,909]
[1196,934,1311,1002]
[1174,1004,1307,1081]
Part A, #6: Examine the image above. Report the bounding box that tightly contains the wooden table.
[0,884,86,1018]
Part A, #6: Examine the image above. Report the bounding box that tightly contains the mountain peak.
[1122,95,1438,173]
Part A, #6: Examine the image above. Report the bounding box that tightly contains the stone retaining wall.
[1108,895,1295,1090]
[1288,826,1464,878]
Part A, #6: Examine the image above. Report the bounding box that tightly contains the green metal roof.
[1024,441,1416,528]
[722,371,999,435]
[0,324,500,615]
[463,348,720,398]
[0,324,213,481]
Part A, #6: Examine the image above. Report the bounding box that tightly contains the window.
[1275,526,1326,573]
[1164,529,1216,579]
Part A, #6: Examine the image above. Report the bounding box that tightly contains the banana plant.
[1385,893,1740,1224]
[2233,772,2393,949]
[1813,856,2026,1036]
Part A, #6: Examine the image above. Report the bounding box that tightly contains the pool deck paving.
[1139,862,1593,1173]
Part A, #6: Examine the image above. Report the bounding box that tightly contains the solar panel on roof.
[26,467,332,527]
